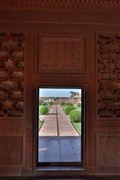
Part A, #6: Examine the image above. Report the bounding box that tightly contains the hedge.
[66,102,73,106]
[64,105,74,115]
[69,109,81,122]
[39,105,49,115]
[60,101,65,106]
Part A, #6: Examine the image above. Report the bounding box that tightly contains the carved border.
[1,0,120,10]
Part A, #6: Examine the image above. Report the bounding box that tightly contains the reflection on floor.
[38,136,81,162]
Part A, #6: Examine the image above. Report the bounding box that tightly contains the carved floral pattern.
[0,33,25,117]
[97,35,120,118]
[40,36,86,73]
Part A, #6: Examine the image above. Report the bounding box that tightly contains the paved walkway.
[38,105,81,162]
[39,105,79,136]
[39,106,58,136]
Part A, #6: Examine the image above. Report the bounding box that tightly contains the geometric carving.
[97,35,120,118]
[97,134,120,167]
[39,35,86,74]
[0,33,25,117]
[0,136,23,165]
[7,0,120,10]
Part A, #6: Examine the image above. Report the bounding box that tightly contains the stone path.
[39,105,79,136]
[39,106,58,136]
[57,105,79,136]
[38,105,81,162]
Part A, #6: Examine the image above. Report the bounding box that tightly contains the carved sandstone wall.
[0,33,25,117]
[97,34,120,118]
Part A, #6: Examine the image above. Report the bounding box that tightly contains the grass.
[72,122,81,135]
[39,120,44,129]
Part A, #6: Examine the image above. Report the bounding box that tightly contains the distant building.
[39,97,81,104]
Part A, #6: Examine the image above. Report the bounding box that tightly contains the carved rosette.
[97,35,120,118]
[0,33,25,117]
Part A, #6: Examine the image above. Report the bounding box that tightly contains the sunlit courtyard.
[38,88,82,163]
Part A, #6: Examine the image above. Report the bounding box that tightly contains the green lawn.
[39,120,44,129]
[72,122,81,135]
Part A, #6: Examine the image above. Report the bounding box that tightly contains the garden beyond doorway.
[37,88,82,163]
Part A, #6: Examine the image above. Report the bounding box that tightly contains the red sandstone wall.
[0,0,120,176]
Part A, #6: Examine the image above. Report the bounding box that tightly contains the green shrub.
[77,103,81,107]
[39,101,43,105]
[60,101,65,106]
[41,102,47,106]
[48,101,53,105]
[69,109,81,122]
[64,106,74,115]
[66,102,73,106]
[39,105,48,115]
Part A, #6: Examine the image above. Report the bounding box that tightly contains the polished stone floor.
[38,136,81,162]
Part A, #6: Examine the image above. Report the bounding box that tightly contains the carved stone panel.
[0,33,25,117]
[97,134,120,168]
[0,135,23,165]
[97,34,120,118]
[39,34,86,74]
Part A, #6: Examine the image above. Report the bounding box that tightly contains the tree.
[70,91,80,98]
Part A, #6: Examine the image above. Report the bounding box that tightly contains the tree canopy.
[70,91,80,97]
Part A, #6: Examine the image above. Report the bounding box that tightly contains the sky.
[39,88,81,98]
